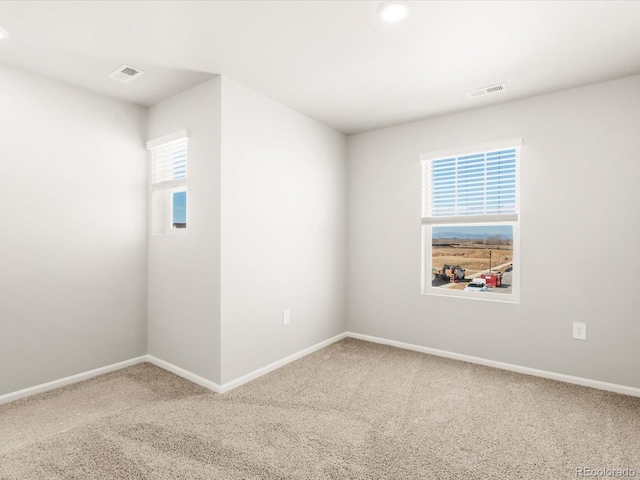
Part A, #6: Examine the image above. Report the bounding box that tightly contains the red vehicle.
[480,272,502,288]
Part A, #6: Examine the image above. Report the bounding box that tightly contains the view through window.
[172,190,187,229]
[431,225,513,294]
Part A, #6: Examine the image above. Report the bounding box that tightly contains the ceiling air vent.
[108,64,144,84]
[466,83,506,99]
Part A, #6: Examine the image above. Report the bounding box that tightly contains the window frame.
[420,138,522,303]
[146,129,189,235]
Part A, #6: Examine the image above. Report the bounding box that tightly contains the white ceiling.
[1,1,639,135]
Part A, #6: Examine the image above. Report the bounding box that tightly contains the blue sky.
[173,191,187,224]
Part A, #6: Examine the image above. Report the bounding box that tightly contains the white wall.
[220,77,347,383]
[347,74,640,388]
[0,64,148,396]
[147,78,222,384]
[7,60,635,397]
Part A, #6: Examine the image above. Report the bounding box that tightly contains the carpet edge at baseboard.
[218,332,348,394]
[346,332,640,398]
[3,331,638,405]
[0,356,148,406]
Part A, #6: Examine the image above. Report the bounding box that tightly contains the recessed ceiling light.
[378,1,410,23]
[0,27,9,40]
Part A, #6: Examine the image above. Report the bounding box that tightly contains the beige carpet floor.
[1,338,639,479]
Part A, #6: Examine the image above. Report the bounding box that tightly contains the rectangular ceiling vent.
[466,83,507,99]
[108,64,144,84]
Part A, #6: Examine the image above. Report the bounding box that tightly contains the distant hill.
[432,231,513,240]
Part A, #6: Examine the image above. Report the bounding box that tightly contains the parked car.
[464,280,489,292]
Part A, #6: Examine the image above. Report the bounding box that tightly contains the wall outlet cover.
[573,322,586,340]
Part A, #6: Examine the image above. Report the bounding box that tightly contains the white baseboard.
[346,332,640,398]
[4,331,637,405]
[0,356,147,406]
[218,332,347,393]
[145,355,222,394]
[0,333,347,404]
[145,332,347,395]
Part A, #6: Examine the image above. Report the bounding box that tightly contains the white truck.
[464,278,488,292]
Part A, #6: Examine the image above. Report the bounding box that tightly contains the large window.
[421,139,521,302]
[147,130,189,234]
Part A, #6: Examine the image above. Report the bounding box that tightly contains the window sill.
[422,287,520,304]
[151,229,187,236]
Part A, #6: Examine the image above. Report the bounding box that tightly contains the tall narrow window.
[147,130,189,234]
[421,139,521,302]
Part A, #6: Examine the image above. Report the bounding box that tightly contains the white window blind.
[422,147,518,223]
[152,139,187,189]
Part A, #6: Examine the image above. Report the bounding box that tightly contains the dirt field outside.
[432,245,513,277]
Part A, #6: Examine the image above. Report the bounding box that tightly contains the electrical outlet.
[282,309,290,325]
[573,322,586,340]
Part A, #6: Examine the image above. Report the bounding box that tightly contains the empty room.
[1,1,639,479]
